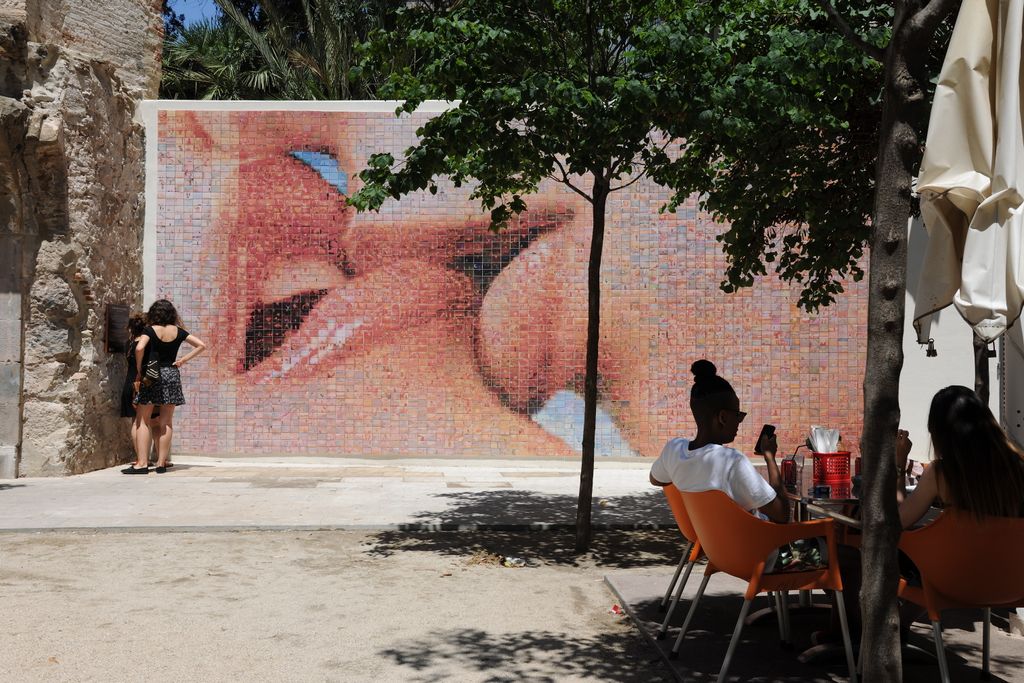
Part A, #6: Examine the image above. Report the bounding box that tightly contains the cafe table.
[782,451,861,524]
[781,453,862,612]
[774,454,937,664]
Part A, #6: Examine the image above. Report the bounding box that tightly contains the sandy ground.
[0,529,677,682]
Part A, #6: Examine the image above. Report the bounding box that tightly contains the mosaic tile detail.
[152,109,868,458]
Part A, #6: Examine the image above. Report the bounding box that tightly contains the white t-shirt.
[650,437,777,516]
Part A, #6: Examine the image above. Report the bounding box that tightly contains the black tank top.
[146,326,189,365]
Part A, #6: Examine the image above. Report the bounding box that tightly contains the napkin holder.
[811,450,852,485]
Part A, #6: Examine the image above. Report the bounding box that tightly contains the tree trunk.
[858,2,958,678]
[575,178,608,553]
[859,77,910,677]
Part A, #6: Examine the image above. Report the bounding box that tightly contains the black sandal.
[154,466,167,474]
[121,466,149,475]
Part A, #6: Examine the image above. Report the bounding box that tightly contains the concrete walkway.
[0,456,673,531]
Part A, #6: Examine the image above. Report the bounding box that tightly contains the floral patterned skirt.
[135,365,186,406]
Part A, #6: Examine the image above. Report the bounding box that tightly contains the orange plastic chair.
[898,512,1024,682]
[656,485,704,639]
[677,489,857,683]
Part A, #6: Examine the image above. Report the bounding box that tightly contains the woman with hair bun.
[649,359,790,523]
[123,299,207,474]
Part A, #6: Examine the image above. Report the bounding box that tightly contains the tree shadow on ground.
[0,483,25,490]
[378,627,672,682]
[365,488,681,569]
[902,609,1024,683]
[627,591,850,682]
[366,527,682,569]
[619,578,1024,683]
[395,489,674,529]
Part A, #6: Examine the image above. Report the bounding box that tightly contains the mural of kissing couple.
[149,105,866,458]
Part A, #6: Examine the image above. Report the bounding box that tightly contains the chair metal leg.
[671,572,711,658]
[982,608,991,679]
[932,621,950,683]
[660,543,692,610]
[833,589,858,683]
[773,591,786,638]
[658,556,697,638]
[779,590,792,646]
[718,598,753,683]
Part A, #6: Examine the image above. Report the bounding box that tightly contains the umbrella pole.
[974,334,990,405]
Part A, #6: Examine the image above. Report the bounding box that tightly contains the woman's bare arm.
[900,462,939,529]
[175,334,207,367]
[134,335,150,376]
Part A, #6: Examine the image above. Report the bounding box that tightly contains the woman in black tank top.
[123,299,207,475]
[896,385,1024,525]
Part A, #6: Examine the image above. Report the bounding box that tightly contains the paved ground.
[0,529,676,682]
[2,457,1022,682]
[608,569,1024,682]
[0,456,672,531]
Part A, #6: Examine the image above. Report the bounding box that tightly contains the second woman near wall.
[122,299,207,474]
[121,312,161,469]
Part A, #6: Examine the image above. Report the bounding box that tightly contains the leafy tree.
[214,0,411,99]
[353,2,959,674]
[814,1,959,678]
[160,20,271,99]
[353,0,671,551]
[648,1,889,312]
[648,1,956,677]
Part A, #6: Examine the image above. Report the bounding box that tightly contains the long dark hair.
[927,385,1024,518]
[147,299,181,326]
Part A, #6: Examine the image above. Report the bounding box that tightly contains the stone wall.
[0,0,160,476]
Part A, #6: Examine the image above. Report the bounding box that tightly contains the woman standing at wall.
[120,313,161,473]
[124,299,207,474]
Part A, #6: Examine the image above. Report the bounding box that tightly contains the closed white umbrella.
[914,0,1024,345]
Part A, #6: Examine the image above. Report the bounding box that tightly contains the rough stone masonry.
[0,0,161,476]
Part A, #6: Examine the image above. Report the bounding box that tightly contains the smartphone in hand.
[754,424,776,455]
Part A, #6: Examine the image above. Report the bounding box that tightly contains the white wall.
[902,216,1005,461]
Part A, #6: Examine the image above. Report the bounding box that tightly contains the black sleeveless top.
[145,326,189,366]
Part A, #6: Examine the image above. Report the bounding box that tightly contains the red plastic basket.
[812,451,851,484]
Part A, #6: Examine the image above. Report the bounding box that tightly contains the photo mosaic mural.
[149,105,867,457]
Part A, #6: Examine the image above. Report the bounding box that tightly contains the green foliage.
[159,0,411,100]
[160,20,271,99]
[647,0,892,310]
[215,0,410,99]
[351,0,924,311]
[352,1,704,220]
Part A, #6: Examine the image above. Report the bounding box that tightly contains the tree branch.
[814,0,887,61]
[551,158,594,202]
[909,0,960,35]
[609,171,647,193]
[609,135,675,191]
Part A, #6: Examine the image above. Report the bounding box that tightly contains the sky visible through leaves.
[170,0,221,25]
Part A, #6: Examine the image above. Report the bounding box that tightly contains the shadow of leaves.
[378,627,670,682]
[366,527,681,569]
[395,488,673,529]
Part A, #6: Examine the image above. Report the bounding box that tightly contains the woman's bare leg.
[148,413,164,465]
[129,418,138,455]
[133,405,155,468]
[155,404,175,468]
